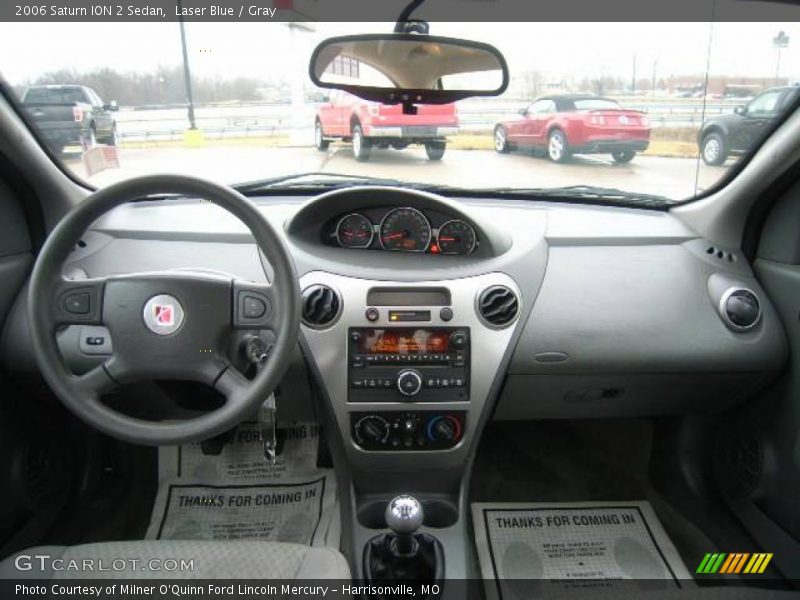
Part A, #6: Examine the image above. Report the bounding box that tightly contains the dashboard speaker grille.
[302,284,340,327]
[478,285,519,327]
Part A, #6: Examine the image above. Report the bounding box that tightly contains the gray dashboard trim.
[510,244,786,376]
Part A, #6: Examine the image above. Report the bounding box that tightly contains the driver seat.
[0,540,350,579]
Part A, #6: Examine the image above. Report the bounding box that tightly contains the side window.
[529,99,554,114]
[747,91,782,115]
[90,89,104,107]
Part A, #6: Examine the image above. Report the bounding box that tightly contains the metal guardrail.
[115,100,738,141]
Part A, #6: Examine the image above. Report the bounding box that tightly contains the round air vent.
[477,285,519,328]
[720,287,761,331]
[302,284,341,328]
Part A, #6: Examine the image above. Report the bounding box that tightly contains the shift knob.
[385,495,423,534]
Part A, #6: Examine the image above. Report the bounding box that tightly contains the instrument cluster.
[326,207,478,255]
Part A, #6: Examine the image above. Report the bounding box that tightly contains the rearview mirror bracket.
[394,0,429,34]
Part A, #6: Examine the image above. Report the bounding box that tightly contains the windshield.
[1,21,798,202]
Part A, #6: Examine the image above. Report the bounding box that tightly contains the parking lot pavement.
[67,143,728,200]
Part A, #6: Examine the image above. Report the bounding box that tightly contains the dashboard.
[324,206,478,255]
[0,187,787,485]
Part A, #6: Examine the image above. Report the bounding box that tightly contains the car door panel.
[732,178,800,577]
[0,177,32,326]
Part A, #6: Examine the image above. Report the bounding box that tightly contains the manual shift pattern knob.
[385,495,424,534]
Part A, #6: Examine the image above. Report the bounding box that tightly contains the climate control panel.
[351,411,466,451]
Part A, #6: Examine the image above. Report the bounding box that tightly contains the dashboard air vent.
[478,285,519,327]
[302,284,340,327]
[720,288,761,331]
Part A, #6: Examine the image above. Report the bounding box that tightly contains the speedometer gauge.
[336,213,374,248]
[437,220,477,255]
[379,207,432,252]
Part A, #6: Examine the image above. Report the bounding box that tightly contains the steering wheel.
[27,175,301,446]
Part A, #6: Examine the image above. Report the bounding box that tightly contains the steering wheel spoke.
[53,277,106,325]
[232,280,279,332]
[213,366,251,405]
[71,360,118,396]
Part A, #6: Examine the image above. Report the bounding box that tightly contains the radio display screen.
[356,328,450,355]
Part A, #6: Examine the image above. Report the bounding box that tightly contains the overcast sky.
[0,22,797,85]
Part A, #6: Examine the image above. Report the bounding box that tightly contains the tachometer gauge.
[437,220,477,255]
[336,213,374,248]
[379,207,432,252]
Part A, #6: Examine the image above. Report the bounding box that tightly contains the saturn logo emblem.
[143,294,184,335]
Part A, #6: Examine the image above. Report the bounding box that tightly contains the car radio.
[348,327,470,402]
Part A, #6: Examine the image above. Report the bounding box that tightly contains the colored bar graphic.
[731,553,750,573]
[719,554,736,573]
[719,553,738,573]
[710,553,726,573]
[699,552,774,575]
[696,553,714,573]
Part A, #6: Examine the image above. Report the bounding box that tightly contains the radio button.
[450,331,468,350]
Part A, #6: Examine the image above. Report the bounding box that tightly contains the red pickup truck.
[315,90,459,161]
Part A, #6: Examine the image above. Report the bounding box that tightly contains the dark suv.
[698,85,799,165]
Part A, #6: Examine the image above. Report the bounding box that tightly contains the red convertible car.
[494,95,650,163]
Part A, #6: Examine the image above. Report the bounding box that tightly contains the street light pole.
[651,59,657,98]
[177,0,197,130]
[773,31,789,85]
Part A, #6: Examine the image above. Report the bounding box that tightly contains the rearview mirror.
[309,34,508,108]
[734,105,746,116]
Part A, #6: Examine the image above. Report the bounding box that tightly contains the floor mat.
[146,421,337,547]
[472,501,692,599]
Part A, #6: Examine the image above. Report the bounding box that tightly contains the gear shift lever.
[364,494,443,589]
[385,495,423,556]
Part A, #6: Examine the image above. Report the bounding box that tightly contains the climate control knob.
[355,415,389,445]
[397,369,423,397]
[427,415,462,443]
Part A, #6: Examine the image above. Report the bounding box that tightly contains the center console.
[298,271,522,583]
[298,271,519,473]
[347,326,469,451]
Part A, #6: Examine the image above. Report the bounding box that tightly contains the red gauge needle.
[383,233,404,240]
[439,236,457,242]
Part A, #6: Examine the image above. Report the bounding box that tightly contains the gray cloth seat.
[0,540,350,579]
